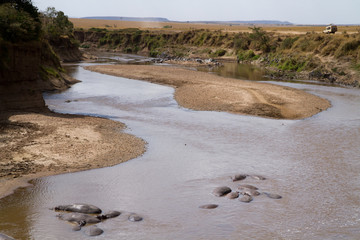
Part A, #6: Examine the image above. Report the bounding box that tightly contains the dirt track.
[86,64,331,119]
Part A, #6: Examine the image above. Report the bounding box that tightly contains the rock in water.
[212,186,232,197]
[226,192,240,199]
[231,174,247,182]
[199,204,218,209]
[85,226,104,236]
[128,214,143,222]
[263,192,282,199]
[239,194,253,203]
[54,203,102,214]
[0,233,15,240]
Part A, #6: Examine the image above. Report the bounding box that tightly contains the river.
[1,55,360,239]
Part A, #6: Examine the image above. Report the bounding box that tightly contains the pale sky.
[33,0,360,25]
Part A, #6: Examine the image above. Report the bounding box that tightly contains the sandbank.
[85,65,330,119]
[0,112,146,199]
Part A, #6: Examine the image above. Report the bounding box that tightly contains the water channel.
[1,55,360,239]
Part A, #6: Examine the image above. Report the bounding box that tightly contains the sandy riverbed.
[0,64,331,199]
[86,65,331,119]
[0,111,146,198]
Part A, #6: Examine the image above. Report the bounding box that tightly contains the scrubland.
[72,19,360,86]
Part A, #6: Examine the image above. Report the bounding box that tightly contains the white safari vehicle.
[323,24,338,34]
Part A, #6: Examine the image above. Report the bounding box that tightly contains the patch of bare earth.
[85,65,330,119]
[0,112,146,198]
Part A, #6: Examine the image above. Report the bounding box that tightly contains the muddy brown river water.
[1,56,360,239]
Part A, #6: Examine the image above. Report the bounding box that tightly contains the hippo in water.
[0,233,15,240]
[54,203,102,214]
[231,174,247,182]
[85,225,104,236]
[57,212,101,225]
[263,192,282,199]
[239,188,260,196]
[239,194,253,203]
[199,204,218,209]
[249,175,266,180]
[237,184,258,191]
[128,214,143,222]
[212,186,232,197]
[98,210,121,220]
[226,192,240,199]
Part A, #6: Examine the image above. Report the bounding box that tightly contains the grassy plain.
[70,18,360,34]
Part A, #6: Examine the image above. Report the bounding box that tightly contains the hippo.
[199,204,218,209]
[263,192,282,199]
[239,194,253,203]
[57,212,101,225]
[99,210,121,220]
[240,188,260,196]
[250,175,266,180]
[85,225,104,236]
[54,203,102,214]
[226,192,240,199]
[0,233,15,240]
[212,186,232,197]
[72,225,82,231]
[128,214,143,222]
[238,184,259,190]
[231,174,247,182]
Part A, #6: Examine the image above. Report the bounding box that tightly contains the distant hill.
[82,16,170,22]
[191,20,293,25]
[82,16,292,25]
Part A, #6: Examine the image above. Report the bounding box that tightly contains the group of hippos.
[199,173,282,209]
[0,204,143,239]
[0,173,281,239]
[52,203,143,236]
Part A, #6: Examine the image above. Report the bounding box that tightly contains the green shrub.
[280,37,299,50]
[41,65,60,78]
[237,50,259,61]
[149,50,160,57]
[234,34,249,50]
[89,27,108,32]
[0,2,41,42]
[212,49,226,57]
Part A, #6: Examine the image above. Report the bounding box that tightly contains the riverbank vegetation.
[75,26,360,86]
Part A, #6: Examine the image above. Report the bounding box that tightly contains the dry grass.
[70,18,360,34]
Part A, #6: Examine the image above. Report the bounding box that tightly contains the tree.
[0,0,41,42]
[248,26,270,52]
[41,7,74,40]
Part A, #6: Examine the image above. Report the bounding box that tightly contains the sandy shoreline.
[86,65,331,119]
[0,111,146,199]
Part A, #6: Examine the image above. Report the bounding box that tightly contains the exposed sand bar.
[0,112,146,198]
[85,65,330,119]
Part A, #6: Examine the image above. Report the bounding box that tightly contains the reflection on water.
[198,62,268,81]
[0,57,360,240]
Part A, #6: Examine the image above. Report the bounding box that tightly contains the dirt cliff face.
[0,42,45,111]
[0,41,79,112]
[49,36,83,62]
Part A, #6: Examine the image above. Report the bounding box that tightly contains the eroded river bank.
[1,55,360,239]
